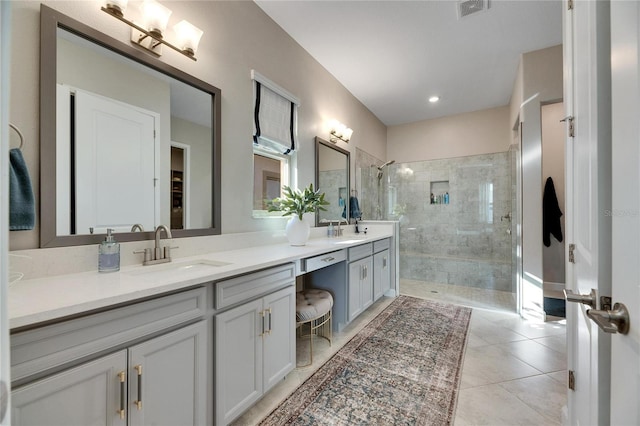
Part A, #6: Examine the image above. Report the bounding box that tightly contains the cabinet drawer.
[11,287,206,383]
[348,243,373,261]
[215,263,295,310]
[374,238,391,253]
[303,250,346,273]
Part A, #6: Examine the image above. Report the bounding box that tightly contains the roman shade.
[252,70,300,154]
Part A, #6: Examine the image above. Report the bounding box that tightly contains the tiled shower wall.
[318,169,347,219]
[355,148,386,220]
[386,152,513,292]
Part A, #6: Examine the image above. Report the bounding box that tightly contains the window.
[253,149,292,211]
[251,71,299,217]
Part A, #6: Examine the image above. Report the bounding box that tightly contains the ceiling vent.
[457,0,490,19]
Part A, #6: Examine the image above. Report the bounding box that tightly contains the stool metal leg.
[296,310,332,368]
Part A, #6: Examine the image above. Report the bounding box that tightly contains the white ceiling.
[255,0,563,126]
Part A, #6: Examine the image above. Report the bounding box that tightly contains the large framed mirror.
[315,137,350,226]
[40,5,221,247]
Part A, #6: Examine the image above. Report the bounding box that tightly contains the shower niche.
[430,180,450,204]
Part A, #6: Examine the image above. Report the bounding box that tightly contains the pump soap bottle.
[99,228,120,272]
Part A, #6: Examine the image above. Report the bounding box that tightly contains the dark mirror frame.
[39,5,222,247]
[315,136,350,227]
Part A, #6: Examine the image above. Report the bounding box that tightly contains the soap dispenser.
[99,228,120,272]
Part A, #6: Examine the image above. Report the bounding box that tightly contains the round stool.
[296,289,333,367]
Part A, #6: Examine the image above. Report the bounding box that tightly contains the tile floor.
[233,279,568,425]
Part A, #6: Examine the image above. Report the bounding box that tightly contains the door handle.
[118,371,126,419]
[563,288,597,308]
[586,303,630,335]
[133,365,143,410]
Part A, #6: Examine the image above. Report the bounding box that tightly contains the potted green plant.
[267,183,329,246]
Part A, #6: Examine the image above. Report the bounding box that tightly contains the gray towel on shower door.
[9,148,35,230]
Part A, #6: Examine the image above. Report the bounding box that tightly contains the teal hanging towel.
[9,148,35,230]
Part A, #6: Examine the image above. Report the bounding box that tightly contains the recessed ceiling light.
[428,96,440,103]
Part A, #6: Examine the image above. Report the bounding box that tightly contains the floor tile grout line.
[496,378,565,425]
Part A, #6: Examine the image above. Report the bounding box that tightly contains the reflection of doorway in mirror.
[69,88,159,235]
[253,153,282,210]
[264,172,281,208]
[171,143,191,230]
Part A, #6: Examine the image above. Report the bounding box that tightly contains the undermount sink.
[125,259,231,276]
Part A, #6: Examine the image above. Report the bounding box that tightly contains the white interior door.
[609,1,640,424]
[75,90,158,234]
[564,0,612,424]
[0,2,11,424]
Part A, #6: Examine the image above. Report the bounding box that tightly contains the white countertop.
[9,233,391,330]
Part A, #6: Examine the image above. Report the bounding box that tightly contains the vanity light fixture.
[428,95,440,103]
[101,0,203,61]
[329,120,353,143]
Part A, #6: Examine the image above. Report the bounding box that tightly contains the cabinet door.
[374,249,390,300]
[128,321,207,426]
[348,260,364,322]
[360,256,374,311]
[215,299,263,425]
[263,286,295,392]
[12,350,127,426]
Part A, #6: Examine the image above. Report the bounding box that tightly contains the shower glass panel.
[358,151,514,302]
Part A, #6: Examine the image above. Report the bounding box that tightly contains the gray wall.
[8,0,387,250]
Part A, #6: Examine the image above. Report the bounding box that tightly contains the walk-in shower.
[372,160,395,219]
[356,148,517,311]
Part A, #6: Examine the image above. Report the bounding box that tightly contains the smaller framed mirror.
[315,137,350,226]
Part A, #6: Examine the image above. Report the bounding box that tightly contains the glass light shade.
[343,127,353,141]
[331,121,346,137]
[139,0,172,36]
[104,0,128,16]
[329,119,340,135]
[173,20,204,55]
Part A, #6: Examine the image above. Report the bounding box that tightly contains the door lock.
[586,303,630,335]
[563,288,597,308]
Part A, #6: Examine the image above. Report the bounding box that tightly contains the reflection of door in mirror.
[57,87,159,235]
[171,145,190,230]
[253,154,281,209]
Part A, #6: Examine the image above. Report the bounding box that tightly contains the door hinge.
[561,115,575,137]
[568,243,576,263]
[569,370,575,390]
[568,0,573,10]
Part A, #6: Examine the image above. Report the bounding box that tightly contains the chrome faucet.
[154,225,172,261]
[336,218,348,237]
[134,224,177,266]
[131,223,144,232]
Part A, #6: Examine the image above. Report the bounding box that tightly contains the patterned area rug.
[260,295,472,425]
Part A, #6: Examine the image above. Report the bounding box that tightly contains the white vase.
[285,216,310,246]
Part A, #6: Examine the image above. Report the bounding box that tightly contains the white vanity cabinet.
[347,243,374,322]
[373,238,391,301]
[12,322,207,426]
[12,350,127,426]
[10,288,208,426]
[214,264,296,425]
